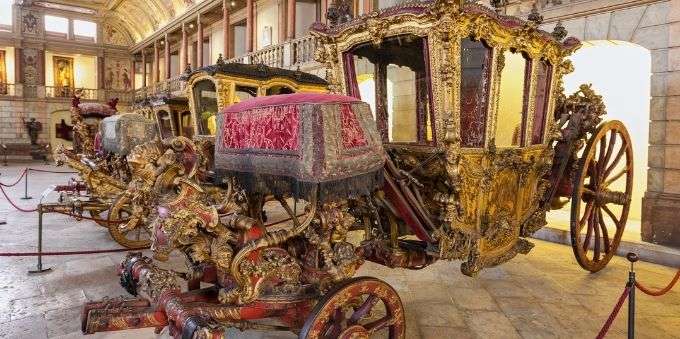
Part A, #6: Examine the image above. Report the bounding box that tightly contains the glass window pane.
[157,111,173,138]
[460,38,492,148]
[531,60,552,144]
[0,0,12,27]
[180,111,194,139]
[44,15,68,34]
[193,80,218,135]
[235,85,257,102]
[495,51,529,147]
[347,35,432,144]
[266,85,294,95]
[74,19,96,40]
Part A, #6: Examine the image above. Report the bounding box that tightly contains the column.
[14,47,21,84]
[362,0,372,14]
[197,14,204,68]
[181,23,188,72]
[154,41,160,83]
[164,33,171,80]
[223,0,230,58]
[642,0,680,246]
[287,0,296,40]
[97,55,105,89]
[246,0,254,52]
[141,52,147,88]
[278,0,286,42]
[320,0,327,24]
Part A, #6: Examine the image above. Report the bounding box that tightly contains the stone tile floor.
[1,164,680,338]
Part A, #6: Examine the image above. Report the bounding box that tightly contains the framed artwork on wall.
[53,56,74,97]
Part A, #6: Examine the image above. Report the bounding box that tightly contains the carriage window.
[266,85,295,95]
[193,80,218,135]
[347,35,432,144]
[460,38,492,148]
[495,50,529,147]
[235,85,257,102]
[531,60,552,144]
[180,111,194,139]
[157,110,173,139]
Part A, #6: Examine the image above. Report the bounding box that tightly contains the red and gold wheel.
[570,120,633,272]
[299,277,405,339]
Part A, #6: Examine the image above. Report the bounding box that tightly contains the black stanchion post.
[21,168,32,200]
[28,204,52,274]
[626,252,638,339]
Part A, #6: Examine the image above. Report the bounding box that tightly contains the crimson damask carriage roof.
[180,62,328,86]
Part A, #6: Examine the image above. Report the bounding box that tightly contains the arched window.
[460,37,492,148]
[192,79,218,135]
[157,110,173,139]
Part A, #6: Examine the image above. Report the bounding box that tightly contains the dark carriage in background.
[82,0,635,337]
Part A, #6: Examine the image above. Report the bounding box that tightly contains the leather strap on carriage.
[382,157,435,243]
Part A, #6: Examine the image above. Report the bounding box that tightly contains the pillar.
[141,52,147,88]
[362,0,372,14]
[97,55,105,89]
[287,0,296,40]
[14,47,21,84]
[223,0,230,58]
[197,14,204,68]
[154,41,160,83]
[278,0,286,42]
[164,33,171,79]
[181,23,188,72]
[246,0,254,52]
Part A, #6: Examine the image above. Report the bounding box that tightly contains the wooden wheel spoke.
[602,167,628,188]
[582,209,595,252]
[600,132,617,174]
[579,201,595,228]
[364,315,395,333]
[349,295,379,325]
[593,207,601,262]
[601,204,621,229]
[325,308,345,338]
[604,141,626,179]
[597,208,611,251]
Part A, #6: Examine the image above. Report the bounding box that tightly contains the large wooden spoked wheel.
[107,196,150,249]
[299,277,405,339]
[570,120,633,272]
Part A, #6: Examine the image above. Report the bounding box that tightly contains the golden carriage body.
[82,1,634,337]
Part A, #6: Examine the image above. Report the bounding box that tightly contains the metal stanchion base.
[28,267,52,274]
[21,196,33,200]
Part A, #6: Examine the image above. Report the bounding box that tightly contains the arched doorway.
[548,40,651,235]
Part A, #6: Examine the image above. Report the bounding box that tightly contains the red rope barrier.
[0,168,27,187]
[0,185,38,212]
[595,286,630,339]
[635,269,680,296]
[0,246,149,257]
[27,168,77,174]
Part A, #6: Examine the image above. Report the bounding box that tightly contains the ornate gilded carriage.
[82,0,635,337]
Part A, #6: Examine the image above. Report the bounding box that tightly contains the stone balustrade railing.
[1,84,134,104]
[133,35,321,102]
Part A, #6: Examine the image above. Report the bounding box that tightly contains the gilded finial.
[216,53,225,65]
[552,20,567,41]
[527,4,543,25]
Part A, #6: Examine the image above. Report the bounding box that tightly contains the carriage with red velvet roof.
[81,1,634,337]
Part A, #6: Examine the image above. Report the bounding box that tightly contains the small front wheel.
[299,277,405,339]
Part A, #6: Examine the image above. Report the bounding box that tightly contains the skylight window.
[74,19,96,42]
[44,15,68,35]
[0,0,12,27]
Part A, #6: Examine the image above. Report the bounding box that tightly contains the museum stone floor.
[1,164,680,339]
